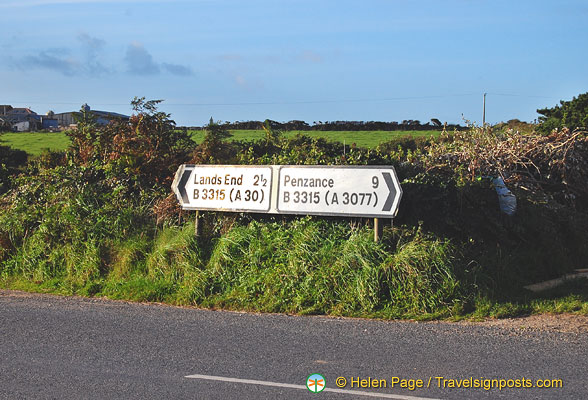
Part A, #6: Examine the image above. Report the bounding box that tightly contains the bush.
[0,145,27,194]
[0,98,193,286]
[67,97,195,191]
[537,92,588,134]
[190,118,235,164]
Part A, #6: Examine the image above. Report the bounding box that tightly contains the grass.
[2,216,586,320]
[0,218,466,318]
[2,129,440,155]
[0,131,70,156]
[470,279,588,319]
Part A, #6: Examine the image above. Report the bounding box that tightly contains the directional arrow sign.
[172,165,402,218]
[277,166,402,218]
[172,165,273,212]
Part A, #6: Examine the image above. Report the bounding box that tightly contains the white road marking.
[185,373,442,400]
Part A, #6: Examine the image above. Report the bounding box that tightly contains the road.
[0,290,586,399]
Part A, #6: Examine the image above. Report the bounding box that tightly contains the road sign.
[172,165,402,218]
[172,165,273,212]
[277,166,402,218]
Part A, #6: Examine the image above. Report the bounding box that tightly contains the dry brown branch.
[425,127,588,209]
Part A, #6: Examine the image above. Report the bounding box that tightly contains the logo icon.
[306,374,326,393]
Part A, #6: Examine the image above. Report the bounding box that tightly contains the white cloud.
[14,33,110,76]
[162,63,193,77]
[16,51,79,76]
[78,32,109,75]
[125,42,160,75]
[125,42,193,77]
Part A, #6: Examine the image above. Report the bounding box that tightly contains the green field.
[192,129,441,148]
[0,132,71,156]
[2,129,441,156]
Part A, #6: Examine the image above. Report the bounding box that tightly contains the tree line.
[183,119,464,131]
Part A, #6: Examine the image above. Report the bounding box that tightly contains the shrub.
[67,97,195,190]
[537,92,588,134]
[189,118,235,164]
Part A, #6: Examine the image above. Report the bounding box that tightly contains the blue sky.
[1,0,587,126]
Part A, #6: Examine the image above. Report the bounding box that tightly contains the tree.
[68,97,195,188]
[191,117,234,164]
[537,92,588,134]
[262,118,282,145]
[68,104,99,163]
[202,117,232,148]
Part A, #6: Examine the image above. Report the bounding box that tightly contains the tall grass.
[6,211,586,319]
[97,218,462,318]
[1,216,466,318]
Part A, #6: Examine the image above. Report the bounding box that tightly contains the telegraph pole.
[482,93,487,128]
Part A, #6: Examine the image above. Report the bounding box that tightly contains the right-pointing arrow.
[382,172,396,212]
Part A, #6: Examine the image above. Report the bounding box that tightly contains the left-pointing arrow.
[178,168,192,203]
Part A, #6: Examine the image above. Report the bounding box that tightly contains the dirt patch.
[460,314,588,334]
[2,289,587,333]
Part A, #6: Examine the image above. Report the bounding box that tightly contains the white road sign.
[277,166,402,217]
[172,165,273,212]
[172,165,402,217]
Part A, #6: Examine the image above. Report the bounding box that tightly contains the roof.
[8,108,38,115]
[54,110,129,119]
[92,110,130,119]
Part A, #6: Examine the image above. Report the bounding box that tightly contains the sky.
[1,0,587,126]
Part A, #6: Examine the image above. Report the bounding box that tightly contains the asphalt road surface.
[1,290,586,400]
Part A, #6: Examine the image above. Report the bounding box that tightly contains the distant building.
[6,107,39,120]
[4,107,41,131]
[54,104,129,128]
[0,105,13,116]
[1,103,129,131]
[13,121,31,132]
[41,111,58,130]
[42,119,59,130]
[0,106,12,131]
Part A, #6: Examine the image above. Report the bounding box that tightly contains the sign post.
[374,218,382,242]
[172,164,273,212]
[194,210,201,237]
[172,165,402,241]
[275,166,401,218]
